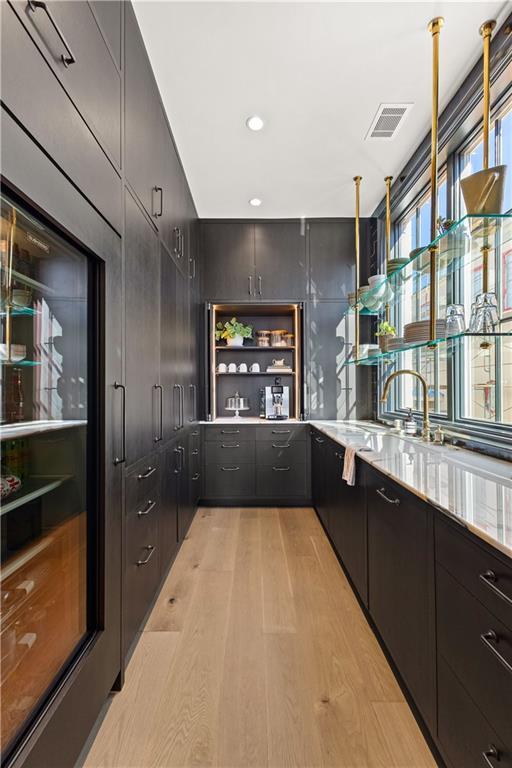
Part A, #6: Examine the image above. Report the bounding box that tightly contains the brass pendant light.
[384,176,393,324]
[353,175,362,361]
[427,16,444,344]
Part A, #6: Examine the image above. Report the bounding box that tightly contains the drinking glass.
[445,304,466,336]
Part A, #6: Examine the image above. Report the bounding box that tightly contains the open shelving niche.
[207,303,303,420]
[347,213,512,366]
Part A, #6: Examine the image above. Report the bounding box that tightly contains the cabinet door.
[254,221,307,300]
[177,433,194,541]
[160,243,179,440]
[125,191,160,466]
[309,221,355,300]
[13,0,121,167]
[200,221,255,301]
[311,431,328,530]
[160,444,179,576]
[125,4,164,223]
[367,469,435,731]
[330,453,368,604]
[308,300,354,420]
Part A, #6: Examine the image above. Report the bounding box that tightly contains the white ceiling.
[134,1,509,218]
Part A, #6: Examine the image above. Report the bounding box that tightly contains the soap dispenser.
[404,408,417,436]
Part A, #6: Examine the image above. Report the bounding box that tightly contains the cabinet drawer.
[125,460,160,515]
[13,0,121,166]
[189,428,201,454]
[256,464,307,497]
[204,464,255,498]
[255,425,307,442]
[438,656,512,768]
[124,510,160,652]
[1,3,122,233]
[256,440,306,465]
[436,516,512,632]
[204,425,255,442]
[205,440,254,464]
[437,564,512,750]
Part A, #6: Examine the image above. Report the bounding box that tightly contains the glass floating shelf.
[0,307,39,317]
[215,346,295,351]
[353,213,511,315]
[346,331,512,366]
[0,359,42,367]
[216,371,295,376]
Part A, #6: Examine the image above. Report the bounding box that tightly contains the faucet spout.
[380,369,431,442]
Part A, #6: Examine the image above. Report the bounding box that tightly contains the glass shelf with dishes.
[349,213,512,365]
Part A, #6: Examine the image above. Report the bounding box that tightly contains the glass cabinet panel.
[0,193,93,756]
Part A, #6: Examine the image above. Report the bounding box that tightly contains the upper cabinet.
[201,221,255,301]
[12,0,122,169]
[309,220,355,300]
[254,221,307,300]
[90,0,122,70]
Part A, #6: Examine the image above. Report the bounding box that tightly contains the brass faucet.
[380,369,431,442]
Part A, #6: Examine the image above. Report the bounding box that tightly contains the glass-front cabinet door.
[0,193,95,758]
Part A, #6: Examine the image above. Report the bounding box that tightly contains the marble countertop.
[310,420,512,560]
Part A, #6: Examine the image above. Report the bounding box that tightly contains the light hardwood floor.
[82,507,436,768]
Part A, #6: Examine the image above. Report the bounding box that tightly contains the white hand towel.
[342,445,357,486]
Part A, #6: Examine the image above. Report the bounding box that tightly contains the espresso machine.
[263,377,290,420]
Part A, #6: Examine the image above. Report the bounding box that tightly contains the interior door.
[125,191,160,465]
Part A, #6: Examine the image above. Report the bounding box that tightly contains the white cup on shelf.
[250,363,260,373]
[217,363,227,373]
[238,363,248,373]
[228,363,237,373]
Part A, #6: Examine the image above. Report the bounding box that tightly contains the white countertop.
[200,418,301,425]
[310,420,512,560]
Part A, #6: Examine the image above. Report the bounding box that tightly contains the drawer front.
[1,3,122,233]
[256,464,307,498]
[256,440,307,465]
[436,516,512,632]
[438,656,512,768]
[255,425,307,442]
[204,425,255,442]
[437,564,512,750]
[189,428,201,454]
[204,464,255,498]
[124,509,160,652]
[205,440,255,464]
[125,459,160,516]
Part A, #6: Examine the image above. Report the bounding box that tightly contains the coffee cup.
[217,363,227,373]
[272,358,285,367]
[228,363,237,373]
[250,363,260,373]
[238,363,248,373]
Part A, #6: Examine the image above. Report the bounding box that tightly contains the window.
[381,92,512,443]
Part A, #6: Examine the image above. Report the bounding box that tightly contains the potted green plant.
[375,320,396,352]
[215,317,253,347]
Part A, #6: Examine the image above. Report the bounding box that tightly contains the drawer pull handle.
[138,500,156,517]
[192,449,199,455]
[482,745,500,767]
[376,488,400,505]
[192,473,200,481]
[221,443,240,448]
[272,430,291,434]
[221,429,240,435]
[315,437,324,444]
[137,545,155,566]
[272,443,290,449]
[273,466,291,472]
[479,570,512,607]
[221,466,240,471]
[138,466,156,480]
[481,630,512,675]
[28,0,76,67]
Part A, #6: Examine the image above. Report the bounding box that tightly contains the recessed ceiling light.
[246,115,264,132]
[249,198,262,207]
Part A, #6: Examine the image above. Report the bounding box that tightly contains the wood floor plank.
[147,569,234,768]
[260,508,297,634]
[145,507,213,632]
[83,507,435,768]
[82,632,181,768]
[216,509,268,768]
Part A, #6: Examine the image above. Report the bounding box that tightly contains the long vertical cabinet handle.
[152,186,163,218]
[258,275,262,295]
[179,384,185,429]
[28,0,76,66]
[174,447,182,474]
[113,381,126,465]
[248,276,253,296]
[189,384,197,422]
[154,384,163,442]
[173,384,180,431]
[173,227,180,258]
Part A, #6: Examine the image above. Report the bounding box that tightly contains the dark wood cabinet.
[160,243,179,439]
[308,220,355,300]
[160,443,179,576]
[308,300,353,420]
[200,221,255,301]
[366,469,436,732]
[125,191,160,466]
[311,430,329,530]
[90,1,122,70]
[254,221,307,299]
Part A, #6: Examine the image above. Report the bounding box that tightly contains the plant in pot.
[216,317,253,347]
[375,320,396,353]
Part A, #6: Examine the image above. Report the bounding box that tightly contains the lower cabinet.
[202,424,310,503]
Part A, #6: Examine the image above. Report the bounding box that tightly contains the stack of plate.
[386,337,404,351]
[404,320,446,344]
[386,258,409,277]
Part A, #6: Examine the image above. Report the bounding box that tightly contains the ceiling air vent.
[365,103,413,140]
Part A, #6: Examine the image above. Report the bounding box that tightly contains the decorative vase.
[226,334,244,347]
[378,336,392,353]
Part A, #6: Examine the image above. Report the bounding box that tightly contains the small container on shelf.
[283,332,294,347]
[256,330,271,347]
[270,329,287,347]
